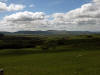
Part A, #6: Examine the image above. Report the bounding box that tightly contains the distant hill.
[0,30,99,35]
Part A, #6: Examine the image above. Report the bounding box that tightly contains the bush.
[86,35,93,38]
[57,38,68,45]
[0,36,44,49]
[0,33,4,38]
[41,40,58,51]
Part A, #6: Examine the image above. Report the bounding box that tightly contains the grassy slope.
[0,48,100,75]
[0,34,100,75]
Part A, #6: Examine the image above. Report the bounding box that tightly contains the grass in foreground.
[0,48,100,75]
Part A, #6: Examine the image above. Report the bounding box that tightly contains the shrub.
[41,40,58,51]
[57,38,68,45]
[0,33,4,39]
[87,35,93,38]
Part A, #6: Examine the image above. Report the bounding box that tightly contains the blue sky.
[0,0,91,19]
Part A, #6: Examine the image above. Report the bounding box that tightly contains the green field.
[0,47,100,75]
[0,35,100,75]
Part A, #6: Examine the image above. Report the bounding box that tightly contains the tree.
[87,35,93,38]
[0,33,4,37]
[57,38,68,45]
[41,40,58,51]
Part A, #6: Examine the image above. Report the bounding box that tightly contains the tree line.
[0,33,99,50]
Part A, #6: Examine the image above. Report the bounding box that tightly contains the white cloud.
[0,11,48,32]
[7,4,25,11]
[93,0,100,2]
[0,0,100,32]
[29,4,35,8]
[51,0,100,28]
[0,2,25,12]
[4,11,46,21]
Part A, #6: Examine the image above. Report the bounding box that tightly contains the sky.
[0,0,100,32]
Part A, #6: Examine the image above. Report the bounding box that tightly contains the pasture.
[0,34,100,75]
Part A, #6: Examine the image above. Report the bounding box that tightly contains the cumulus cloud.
[93,0,100,2]
[0,2,25,12]
[0,0,100,32]
[0,11,49,32]
[50,0,100,30]
[4,11,46,21]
